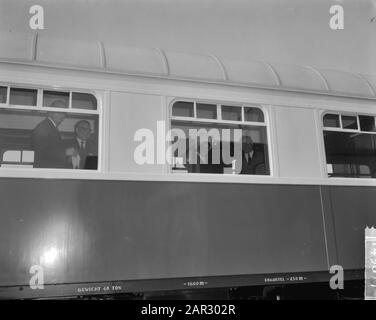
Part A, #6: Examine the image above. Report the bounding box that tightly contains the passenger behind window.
[238,134,266,175]
[181,134,268,175]
[31,102,68,168]
[65,120,98,170]
[184,139,223,174]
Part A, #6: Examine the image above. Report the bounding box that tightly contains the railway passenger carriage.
[0,32,375,299]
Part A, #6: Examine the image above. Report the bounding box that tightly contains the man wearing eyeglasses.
[65,120,97,169]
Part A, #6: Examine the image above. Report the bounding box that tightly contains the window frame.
[0,82,102,172]
[8,87,38,107]
[321,110,376,179]
[169,98,272,176]
[322,111,376,135]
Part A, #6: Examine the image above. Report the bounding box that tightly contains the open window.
[323,112,376,178]
[170,101,270,175]
[0,85,100,170]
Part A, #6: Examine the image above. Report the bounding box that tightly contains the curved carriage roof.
[1,32,376,99]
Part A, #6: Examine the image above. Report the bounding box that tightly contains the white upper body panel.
[1,32,376,186]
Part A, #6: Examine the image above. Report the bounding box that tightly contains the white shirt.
[245,150,254,163]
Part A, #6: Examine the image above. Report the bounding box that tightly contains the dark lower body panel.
[0,178,373,299]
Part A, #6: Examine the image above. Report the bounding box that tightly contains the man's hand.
[66,147,78,157]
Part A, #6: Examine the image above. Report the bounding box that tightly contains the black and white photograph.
[0,0,375,307]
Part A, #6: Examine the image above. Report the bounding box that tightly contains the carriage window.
[10,88,37,106]
[341,115,358,130]
[0,109,99,170]
[72,92,97,110]
[43,91,69,108]
[171,101,269,175]
[323,112,376,178]
[244,107,264,122]
[359,116,376,132]
[0,85,99,170]
[222,105,241,121]
[0,87,7,104]
[172,101,194,118]
[196,103,217,120]
[323,114,340,128]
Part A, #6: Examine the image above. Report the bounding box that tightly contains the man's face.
[242,136,253,153]
[76,122,91,141]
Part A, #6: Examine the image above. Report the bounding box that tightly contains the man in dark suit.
[65,120,97,169]
[31,105,67,169]
[239,135,266,175]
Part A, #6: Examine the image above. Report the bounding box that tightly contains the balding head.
[47,112,66,127]
[47,100,67,126]
[50,100,67,109]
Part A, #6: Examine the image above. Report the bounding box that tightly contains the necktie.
[80,141,84,150]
